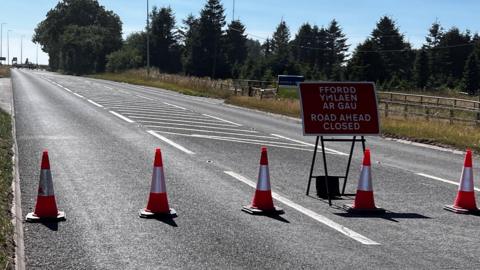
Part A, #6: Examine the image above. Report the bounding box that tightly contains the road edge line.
[416,173,480,192]
[147,130,195,155]
[224,171,380,246]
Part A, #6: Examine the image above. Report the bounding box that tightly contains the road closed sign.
[298,82,380,136]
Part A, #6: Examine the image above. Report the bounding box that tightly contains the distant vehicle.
[12,57,18,67]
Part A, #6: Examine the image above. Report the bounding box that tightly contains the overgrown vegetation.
[0,109,14,268]
[0,67,10,78]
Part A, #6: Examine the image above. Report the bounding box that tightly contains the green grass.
[0,109,13,269]
[277,87,299,99]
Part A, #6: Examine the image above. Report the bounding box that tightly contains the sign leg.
[320,137,332,206]
[342,136,356,195]
[306,136,319,196]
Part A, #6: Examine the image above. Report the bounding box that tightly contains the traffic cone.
[242,147,284,215]
[444,149,479,214]
[139,148,177,218]
[343,149,385,214]
[26,151,65,222]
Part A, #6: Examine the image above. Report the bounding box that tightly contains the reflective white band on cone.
[459,167,474,192]
[38,169,55,196]
[150,167,167,193]
[357,166,373,191]
[256,165,271,191]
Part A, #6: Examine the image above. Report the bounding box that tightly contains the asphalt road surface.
[11,69,480,269]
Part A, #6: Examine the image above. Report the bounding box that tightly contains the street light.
[146,0,150,75]
[0,23,6,63]
[21,35,25,65]
[7,30,11,65]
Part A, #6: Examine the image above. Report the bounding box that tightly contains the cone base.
[342,204,386,215]
[139,208,177,218]
[242,205,284,215]
[25,211,66,222]
[443,204,480,215]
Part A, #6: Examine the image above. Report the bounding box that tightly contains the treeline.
[34,0,480,94]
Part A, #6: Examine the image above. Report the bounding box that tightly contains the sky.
[1,0,480,65]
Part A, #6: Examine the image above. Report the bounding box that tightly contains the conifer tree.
[463,52,480,95]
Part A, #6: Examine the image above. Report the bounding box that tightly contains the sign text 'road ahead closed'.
[298,82,380,136]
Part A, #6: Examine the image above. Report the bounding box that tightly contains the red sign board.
[298,82,380,136]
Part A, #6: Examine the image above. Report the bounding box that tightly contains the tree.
[413,49,430,89]
[150,7,182,73]
[347,39,383,82]
[106,32,146,72]
[292,23,315,66]
[33,0,122,74]
[370,16,413,82]
[184,0,227,78]
[225,20,248,78]
[270,20,293,75]
[463,52,480,95]
[325,20,349,78]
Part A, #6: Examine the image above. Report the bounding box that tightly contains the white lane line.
[149,127,275,138]
[124,112,218,122]
[191,134,306,147]
[144,122,255,132]
[152,130,314,152]
[416,173,480,192]
[224,171,379,245]
[63,87,72,93]
[147,126,258,135]
[128,115,238,126]
[147,130,195,155]
[109,111,135,123]
[271,134,348,156]
[163,102,187,110]
[103,85,113,90]
[73,93,85,99]
[202,114,242,127]
[132,117,238,127]
[110,107,195,115]
[136,95,155,101]
[87,99,104,108]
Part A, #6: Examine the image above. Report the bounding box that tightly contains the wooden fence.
[377,92,480,124]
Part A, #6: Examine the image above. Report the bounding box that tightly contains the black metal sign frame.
[306,136,366,206]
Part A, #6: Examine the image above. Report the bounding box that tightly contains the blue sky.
[1,0,479,65]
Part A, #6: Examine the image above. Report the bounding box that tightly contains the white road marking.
[123,112,220,122]
[147,126,258,135]
[152,131,314,152]
[271,134,348,156]
[145,122,255,132]
[136,95,155,101]
[103,85,113,90]
[416,173,480,192]
[224,171,379,245]
[87,99,104,108]
[191,134,307,147]
[147,130,195,155]
[63,87,72,93]
[202,114,242,127]
[128,115,238,126]
[132,117,238,127]
[73,93,85,99]
[109,107,195,115]
[163,102,187,110]
[109,111,135,123]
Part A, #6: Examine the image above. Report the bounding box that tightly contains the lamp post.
[146,0,150,75]
[21,35,25,65]
[0,23,6,64]
[7,30,11,65]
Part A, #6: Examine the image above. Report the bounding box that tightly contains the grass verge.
[0,109,13,269]
[0,67,10,78]
[93,70,480,152]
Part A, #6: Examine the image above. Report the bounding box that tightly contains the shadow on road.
[39,221,59,231]
[263,213,290,223]
[334,212,431,223]
[152,217,178,227]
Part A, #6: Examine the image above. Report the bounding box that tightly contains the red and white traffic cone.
[26,151,65,222]
[343,149,385,214]
[139,148,177,218]
[242,147,284,215]
[444,149,479,214]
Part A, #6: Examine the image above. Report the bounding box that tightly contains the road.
[11,69,480,269]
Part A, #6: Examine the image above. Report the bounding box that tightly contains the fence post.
[404,104,408,119]
[385,103,389,118]
[425,107,429,121]
[477,94,480,126]
[449,109,454,124]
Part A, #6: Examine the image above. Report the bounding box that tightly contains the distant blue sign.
[278,75,304,87]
